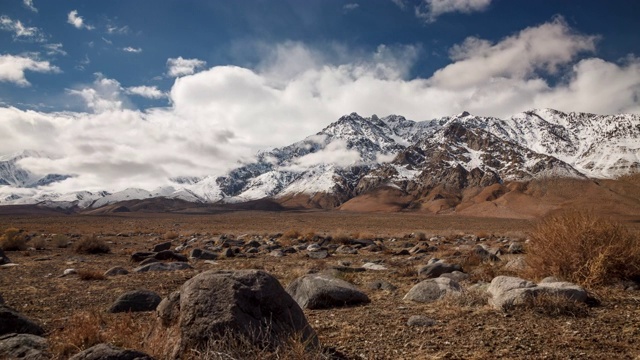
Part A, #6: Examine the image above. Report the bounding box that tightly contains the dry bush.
[164,231,179,240]
[52,234,70,248]
[31,237,47,250]
[50,311,148,359]
[516,293,590,318]
[356,231,376,240]
[331,230,351,244]
[440,289,489,308]
[302,231,316,241]
[0,227,28,251]
[525,211,640,286]
[412,231,426,240]
[77,269,106,281]
[281,229,301,240]
[74,236,111,254]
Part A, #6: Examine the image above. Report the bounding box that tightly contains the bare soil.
[1,211,640,359]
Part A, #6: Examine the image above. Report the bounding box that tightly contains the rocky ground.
[1,211,640,359]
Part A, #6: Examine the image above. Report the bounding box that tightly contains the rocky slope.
[0,109,638,210]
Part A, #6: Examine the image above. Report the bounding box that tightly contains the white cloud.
[107,24,129,35]
[43,43,67,56]
[125,85,166,99]
[166,57,206,77]
[288,139,361,170]
[391,0,407,10]
[101,37,113,45]
[0,15,45,42]
[416,0,492,22]
[343,3,359,12]
[67,10,94,30]
[122,46,142,53]
[23,0,37,12]
[0,54,60,86]
[1,18,640,193]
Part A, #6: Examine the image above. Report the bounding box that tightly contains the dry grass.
[516,293,590,318]
[164,231,179,240]
[439,289,490,308]
[525,211,640,286]
[74,236,111,254]
[77,269,107,281]
[51,234,70,248]
[281,229,301,240]
[31,236,47,250]
[50,311,148,359]
[0,227,28,251]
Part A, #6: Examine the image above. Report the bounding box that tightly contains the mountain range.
[1,108,639,217]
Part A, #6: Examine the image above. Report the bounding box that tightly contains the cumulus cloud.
[67,10,94,30]
[125,85,166,99]
[0,54,60,86]
[287,139,361,170]
[0,15,45,42]
[23,0,37,12]
[122,46,142,53]
[416,0,492,22]
[2,18,640,193]
[166,57,206,77]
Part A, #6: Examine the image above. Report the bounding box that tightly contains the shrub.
[525,211,640,286]
[77,269,106,281]
[51,234,70,248]
[281,229,301,240]
[31,237,47,250]
[164,231,179,240]
[0,227,28,251]
[74,236,111,254]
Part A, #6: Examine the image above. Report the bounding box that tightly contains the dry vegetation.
[1,210,639,359]
[73,235,111,254]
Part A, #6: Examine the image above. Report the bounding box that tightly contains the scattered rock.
[307,249,329,259]
[335,245,358,255]
[406,315,436,327]
[307,244,321,252]
[62,268,77,277]
[0,333,50,360]
[130,252,154,262]
[487,276,588,311]
[367,280,398,291]
[104,266,129,277]
[439,270,470,282]
[189,248,218,260]
[220,248,235,258]
[403,277,462,303]
[153,250,188,262]
[286,273,370,309]
[508,242,525,254]
[0,249,11,265]
[418,262,462,278]
[0,305,44,336]
[503,256,527,272]
[269,250,285,257]
[152,242,172,253]
[133,262,192,273]
[473,245,500,261]
[108,290,162,313]
[362,262,387,271]
[147,270,317,359]
[138,258,159,266]
[68,343,154,360]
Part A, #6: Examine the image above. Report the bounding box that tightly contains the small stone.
[407,315,436,327]
[307,250,329,259]
[104,266,129,277]
[133,262,192,273]
[62,268,77,277]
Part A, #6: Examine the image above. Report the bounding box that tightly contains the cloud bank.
[1,18,640,193]
[0,54,60,86]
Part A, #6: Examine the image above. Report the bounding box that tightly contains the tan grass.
[524,211,640,286]
[51,234,70,248]
[0,227,28,251]
[31,236,47,250]
[77,269,107,281]
[74,235,111,254]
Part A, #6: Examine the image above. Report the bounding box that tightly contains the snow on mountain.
[0,109,638,209]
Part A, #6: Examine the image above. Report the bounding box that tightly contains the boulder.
[108,290,162,313]
[0,333,50,360]
[148,270,316,359]
[418,262,462,278]
[152,241,172,253]
[307,250,329,259]
[153,250,188,262]
[0,249,10,265]
[406,315,435,327]
[403,277,462,303]
[189,248,218,260]
[68,343,154,360]
[0,305,44,336]
[487,276,588,311]
[104,267,129,277]
[286,273,370,309]
[130,252,154,262]
[133,262,192,273]
[439,270,470,282]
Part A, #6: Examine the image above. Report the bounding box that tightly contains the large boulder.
[0,333,50,360]
[108,290,161,313]
[286,273,370,309]
[147,270,317,359]
[0,305,44,336]
[403,277,462,303]
[68,343,154,360]
[487,276,588,310]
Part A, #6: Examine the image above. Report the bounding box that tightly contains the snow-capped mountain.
[1,109,638,209]
[0,150,70,188]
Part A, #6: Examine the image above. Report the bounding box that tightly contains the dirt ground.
[1,210,640,359]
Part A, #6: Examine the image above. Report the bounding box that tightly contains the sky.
[1,0,640,193]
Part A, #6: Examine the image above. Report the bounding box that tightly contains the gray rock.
[406,315,435,327]
[0,333,50,360]
[508,242,525,254]
[367,280,398,291]
[68,343,154,360]
[104,267,129,277]
[487,276,588,311]
[362,262,387,271]
[108,290,161,313]
[220,248,235,258]
[147,270,316,359]
[269,250,285,257]
[503,256,527,272]
[439,270,470,282]
[133,262,192,273]
[306,244,321,252]
[138,258,159,266]
[189,248,218,260]
[0,249,10,265]
[307,249,329,259]
[403,277,462,303]
[286,273,370,309]
[418,262,462,278]
[335,245,358,255]
[152,241,172,253]
[473,245,500,261]
[154,250,188,262]
[0,305,44,336]
[130,252,154,262]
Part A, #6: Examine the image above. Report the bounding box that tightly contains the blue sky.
[0,0,639,192]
